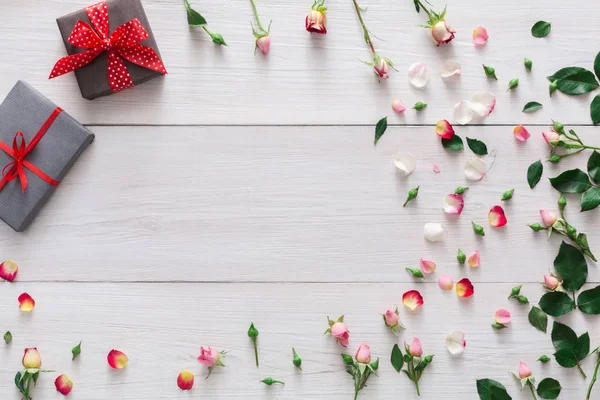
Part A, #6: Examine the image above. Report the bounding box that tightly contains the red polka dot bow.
[49,1,167,93]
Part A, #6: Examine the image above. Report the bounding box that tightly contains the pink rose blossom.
[373,57,389,79]
[518,361,532,379]
[256,35,270,55]
[542,131,560,146]
[409,338,423,357]
[384,309,399,327]
[540,210,557,227]
[305,10,327,34]
[197,346,220,367]
[544,274,559,290]
[355,344,371,363]
[331,322,349,347]
[431,20,455,45]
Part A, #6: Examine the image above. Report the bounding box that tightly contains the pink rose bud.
[197,346,220,367]
[305,10,327,34]
[392,99,406,114]
[355,344,371,363]
[539,210,557,227]
[436,120,455,139]
[431,20,456,46]
[544,274,559,290]
[542,131,560,146]
[256,35,271,55]
[373,57,389,79]
[409,337,423,357]
[22,348,42,369]
[518,361,532,379]
[384,309,399,327]
[331,322,350,347]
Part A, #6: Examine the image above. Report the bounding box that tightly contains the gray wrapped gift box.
[0,81,95,232]
[56,0,164,100]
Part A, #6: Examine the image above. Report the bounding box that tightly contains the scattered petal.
[392,152,416,176]
[436,120,455,139]
[107,349,129,369]
[468,251,480,267]
[55,374,73,396]
[495,308,511,324]
[513,125,531,142]
[18,293,35,312]
[177,370,195,390]
[391,99,406,114]
[472,26,489,46]
[445,331,466,355]
[442,193,464,215]
[440,59,461,78]
[433,164,441,173]
[464,153,496,181]
[438,274,454,290]
[456,278,474,298]
[488,205,508,227]
[0,260,18,282]
[453,100,474,125]
[470,92,496,117]
[420,258,437,274]
[424,223,447,243]
[408,62,430,88]
[402,290,424,311]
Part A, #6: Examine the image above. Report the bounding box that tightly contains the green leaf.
[554,347,579,368]
[578,286,600,314]
[528,306,548,333]
[441,134,464,151]
[547,67,600,95]
[341,353,354,365]
[575,333,590,361]
[536,377,561,399]
[390,344,404,372]
[549,169,592,193]
[466,137,488,155]
[581,187,600,212]
[476,379,512,400]
[594,51,600,82]
[413,0,420,12]
[183,0,207,27]
[554,241,588,291]
[527,160,543,188]
[374,117,388,145]
[531,21,551,38]
[591,94,600,125]
[405,267,424,278]
[501,189,514,201]
[522,102,543,113]
[539,291,575,317]
[72,341,82,360]
[551,321,577,349]
[588,151,600,184]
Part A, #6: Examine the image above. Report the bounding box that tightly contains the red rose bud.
[55,374,73,396]
[373,56,389,79]
[306,1,327,34]
[177,370,194,390]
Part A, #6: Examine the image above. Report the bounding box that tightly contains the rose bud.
[409,338,423,357]
[544,274,559,290]
[384,309,399,327]
[305,7,327,34]
[331,321,350,347]
[436,120,455,139]
[22,347,42,369]
[197,346,220,367]
[355,344,371,363]
[177,370,194,390]
[542,131,560,146]
[431,20,456,45]
[256,35,270,55]
[539,210,557,227]
[518,361,532,379]
[373,56,389,79]
[55,374,73,396]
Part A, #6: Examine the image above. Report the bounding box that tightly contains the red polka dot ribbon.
[49,1,167,93]
[0,108,63,193]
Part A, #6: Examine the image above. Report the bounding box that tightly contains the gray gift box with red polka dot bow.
[56,0,164,100]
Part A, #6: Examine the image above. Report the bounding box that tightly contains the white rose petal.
[392,152,416,176]
[453,100,474,125]
[440,59,461,79]
[464,152,496,181]
[408,62,430,88]
[445,331,466,355]
[470,92,496,117]
[424,223,447,243]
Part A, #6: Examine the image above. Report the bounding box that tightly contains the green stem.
[578,363,588,379]
[354,390,358,400]
[249,0,264,31]
[351,0,376,55]
[586,354,600,400]
[553,229,598,262]
[414,0,433,19]
[415,380,421,396]
[573,290,578,309]
[253,342,259,367]
[202,26,212,36]
[584,145,600,151]
[528,382,538,400]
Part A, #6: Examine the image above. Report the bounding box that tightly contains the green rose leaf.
[591,95,600,125]
[551,321,577,349]
[588,151,600,184]
[575,332,590,361]
[390,344,404,372]
[442,134,464,151]
[527,160,543,188]
[578,286,600,314]
[554,347,579,368]
[522,102,543,113]
[183,0,207,27]
[539,291,575,317]
[374,117,388,145]
[536,377,561,399]
[547,67,600,95]
[528,306,548,333]
[554,241,588,291]
[594,51,600,82]
[476,379,512,400]
[549,169,592,193]
[581,187,600,212]
[466,137,488,155]
[531,21,551,38]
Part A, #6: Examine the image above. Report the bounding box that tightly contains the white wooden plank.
[0,0,598,125]
[0,282,597,399]
[1,125,598,283]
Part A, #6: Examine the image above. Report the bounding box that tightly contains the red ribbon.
[49,1,167,92]
[0,108,63,193]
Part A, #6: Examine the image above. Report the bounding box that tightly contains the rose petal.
[464,153,496,181]
[470,92,496,117]
[513,125,531,142]
[408,62,430,88]
[436,120,455,139]
[442,193,464,215]
[438,274,454,290]
[55,374,73,396]
[445,331,466,355]
[453,100,474,125]
[472,26,489,46]
[440,59,461,79]
[424,223,447,243]
[402,290,424,311]
[467,250,480,267]
[18,293,35,312]
[495,308,511,324]
[456,278,474,298]
[433,164,441,173]
[420,258,437,274]
[488,205,507,227]
[177,370,195,390]
[0,260,18,282]
[392,152,416,176]
[392,99,406,114]
[107,349,129,369]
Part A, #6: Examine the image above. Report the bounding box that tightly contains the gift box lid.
[0,81,95,232]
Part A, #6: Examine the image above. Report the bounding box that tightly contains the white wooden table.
[1,0,600,398]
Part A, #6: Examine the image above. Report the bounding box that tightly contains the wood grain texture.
[1,0,599,125]
[1,283,599,399]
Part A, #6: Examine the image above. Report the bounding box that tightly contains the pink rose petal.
[513,125,531,142]
[433,164,441,173]
[420,258,437,274]
[443,193,464,215]
[488,205,508,227]
[472,26,489,46]
[468,251,480,267]
[495,308,511,325]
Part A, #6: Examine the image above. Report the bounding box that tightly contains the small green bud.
[403,186,420,207]
[516,295,529,304]
[507,78,519,91]
[491,322,507,330]
[524,58,533,71]
[501,189,514,201]
[209,32,227,46]
[413,101,427,111]
[260,377,284,385]
[292,348,302,370]
[406,267,425,278]
[538,355,550,364]
[424,355,434,364]
[509,285,522,297]
[483,64,498,80]
[248,322,259,340]
[558,194,567,211]
[552,120,565,134]
[567,224,577,240]
[549,80,558,96]
[454,186,469,195]
[529,223,543,232]
[72,341,82,360]
[3,331,12,344]
[457,249,466,265]
[548,154,561,163]
[472,221,485,236]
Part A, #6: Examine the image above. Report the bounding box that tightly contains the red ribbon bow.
[0,108,63,193]
[49,1,167,92]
